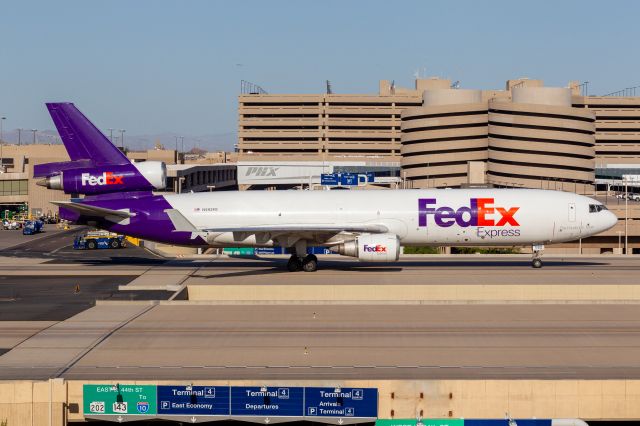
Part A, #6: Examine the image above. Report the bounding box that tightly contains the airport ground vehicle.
[2,220,22,230]
[22,220,44,235]
[37,103,618,271]
[73,231,126,250]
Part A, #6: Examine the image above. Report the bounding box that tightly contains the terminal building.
[238,77,640,189]
[238,77,640,253]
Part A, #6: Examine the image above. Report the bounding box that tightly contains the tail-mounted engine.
[36,161,166,195]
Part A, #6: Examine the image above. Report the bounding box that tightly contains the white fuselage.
[164,188,617,248]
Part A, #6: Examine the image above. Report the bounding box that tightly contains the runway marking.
[48,245,70,255]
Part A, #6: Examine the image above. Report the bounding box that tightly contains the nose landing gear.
[531,244,544,268]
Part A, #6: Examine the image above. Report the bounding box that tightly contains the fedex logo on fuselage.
[418,198,520,228]
[81,172,124,186]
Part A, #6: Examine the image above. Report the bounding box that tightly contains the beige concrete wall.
[0,379,66,426]
[400,103,488,188]
[573,95,640,165]
[0,144,71,214]
[3,379,640,423]
[185,283,640,303]
[237,81,640,188]
[238,91,423,163]
[487,100,596,192]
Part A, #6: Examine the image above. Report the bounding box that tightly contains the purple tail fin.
[46,103,130,166]
[35,102,166,195]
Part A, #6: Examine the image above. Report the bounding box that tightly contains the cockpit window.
[589,204,608,213]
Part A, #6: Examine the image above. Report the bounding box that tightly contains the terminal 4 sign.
[157,385,230,417]
[306,387,378,419]
[84,384,378,423]
[231,386,304,419]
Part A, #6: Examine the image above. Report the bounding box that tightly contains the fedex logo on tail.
[418,198,520,228]
[81,172,124,186]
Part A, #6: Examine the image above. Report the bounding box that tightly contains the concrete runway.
[0,225,163,264]
[181,255,640,287]
[2,303,640,380]
[4,231,640,381]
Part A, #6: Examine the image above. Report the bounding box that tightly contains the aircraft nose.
[603,210,618,231]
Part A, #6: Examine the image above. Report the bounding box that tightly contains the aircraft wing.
[164,209,388,235]
[52,201,134,225]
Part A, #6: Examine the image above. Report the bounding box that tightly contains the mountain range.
[0,129,236,152]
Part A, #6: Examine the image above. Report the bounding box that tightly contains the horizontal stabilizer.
[52,201,134,225]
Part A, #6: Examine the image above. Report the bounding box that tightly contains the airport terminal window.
[589,204,608,213]
[0,179,28,196]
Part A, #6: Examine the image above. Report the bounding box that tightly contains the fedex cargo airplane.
[36,103,617,271]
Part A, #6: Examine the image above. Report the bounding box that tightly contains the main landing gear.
[287,254,318,272]
[531,244,544,268]
[286,242,318,272]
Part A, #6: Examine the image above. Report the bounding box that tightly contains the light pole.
[31,129,37,145]
[0,116,5,142]
[108,128,114,143]
[625,178,629,255]
[17,128,22,146]
[617,230,623,254]
[180,136,184,156]
[119,129,126,150]
[0,117,5,169]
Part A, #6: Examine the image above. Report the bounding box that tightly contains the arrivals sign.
[83,384,157,417]
[305,387,378,419]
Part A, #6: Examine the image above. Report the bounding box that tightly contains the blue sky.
[1,0,639,143]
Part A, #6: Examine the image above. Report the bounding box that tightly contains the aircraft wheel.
[532,258,543,269]
[287,256,302,272]
[302,256,318,272]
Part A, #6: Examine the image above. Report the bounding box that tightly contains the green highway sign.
[376,420,417,426]
[377,420,464,426]
[422,420,464,426]
[83,384,157,416]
